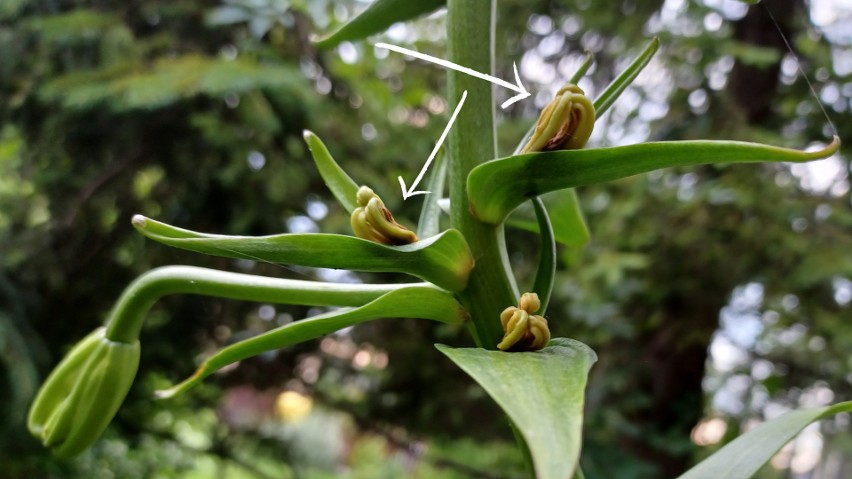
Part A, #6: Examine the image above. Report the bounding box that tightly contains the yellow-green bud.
[497,292,551,351]
[351,186,418,245]
[28,327,140,458]
[521,84,595,153]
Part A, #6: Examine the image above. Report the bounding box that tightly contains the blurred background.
[1,0,850,477]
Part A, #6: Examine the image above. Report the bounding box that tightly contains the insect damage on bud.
[351,186,418,245]
[497,292,551,352]
[521,84,595,154]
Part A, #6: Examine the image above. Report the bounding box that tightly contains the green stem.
[104,265,428,344]
[447,0,517,348]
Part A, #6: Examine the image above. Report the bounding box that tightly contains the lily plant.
[29,0,848,477]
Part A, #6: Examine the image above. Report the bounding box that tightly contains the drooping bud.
[351,186,418,245]
[521,84,595,153]
[497,292,551,351]
[28,327,140,458]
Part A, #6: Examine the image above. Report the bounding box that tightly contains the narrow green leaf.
[593,37,659,118]
[417,149,448,239]
[437,338,597,479]
[569,52,595,85]
[469,137,840,225]
[160,286,466,397]
[102,265,427,348]
[678,401,852,479]
[506,190,590,248]
[531,198,555,315]
[303,130,361,214]
[314,0,446,49]
[132,215,473,292]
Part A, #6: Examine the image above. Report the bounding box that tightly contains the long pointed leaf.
[132,215,473,292]
[531,198,556,315]
[437,338,597,479]
[103,265,429,344]
[417,149,448,239]
[304,130,360,213]
[160,286,465,397]
[506,190,590,248]
[314,0,446,49]
[468,137,840,224]
[678,401,852,479]
[593,37,659,118]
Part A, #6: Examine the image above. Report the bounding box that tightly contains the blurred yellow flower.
[275,391,313,423]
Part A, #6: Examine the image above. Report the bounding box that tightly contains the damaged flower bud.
[351,186,418,245]
[497,292,551,351]
[521,84,595,153]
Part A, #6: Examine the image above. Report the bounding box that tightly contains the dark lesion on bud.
[521,84,595,154]
[497,292,551,352]
[351,186,418,245]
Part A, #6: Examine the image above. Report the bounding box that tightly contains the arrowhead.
[398,176,430,200]
[500,62,530,109]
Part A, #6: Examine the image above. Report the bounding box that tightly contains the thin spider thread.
[760,0,839,138]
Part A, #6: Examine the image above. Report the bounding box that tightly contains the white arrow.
[399,90,467,200]
[375,42,530,109]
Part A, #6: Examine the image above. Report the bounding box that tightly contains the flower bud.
[521,84,595,153]
[351,186,418,245]
[28,327,140,458]
[497,292,551,351]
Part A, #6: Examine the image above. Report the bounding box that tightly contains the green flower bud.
[351,186,418,245]
[28,327,140,458]
[521,84,595,153]
[497,292,551,351]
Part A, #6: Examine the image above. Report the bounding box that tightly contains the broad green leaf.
[417,149,448,239]
[132,215,473,292]
[160,286,465,398]
[314,0,446,49]
[468,137,840,225]
[506,190,590,248]
[593,37,659,118]
[678,401,852,479]
[303,130,360,214]
[531,198,556,315]
[436,338,597,479]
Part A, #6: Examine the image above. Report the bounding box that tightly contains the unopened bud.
[28,327,140,458]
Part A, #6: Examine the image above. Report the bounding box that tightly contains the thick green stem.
[104,265,426,344]
[447,0,517,348]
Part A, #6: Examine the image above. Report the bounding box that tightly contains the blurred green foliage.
[1,0,850,477]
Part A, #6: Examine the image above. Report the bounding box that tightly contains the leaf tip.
[153,387,178,400]
[805,135,841,160]
[131,214,147,229]
[828,135,841,154]
[155,369,203,399]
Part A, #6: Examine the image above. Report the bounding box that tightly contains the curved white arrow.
[375,42,530,109]
[398,90,467,200]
